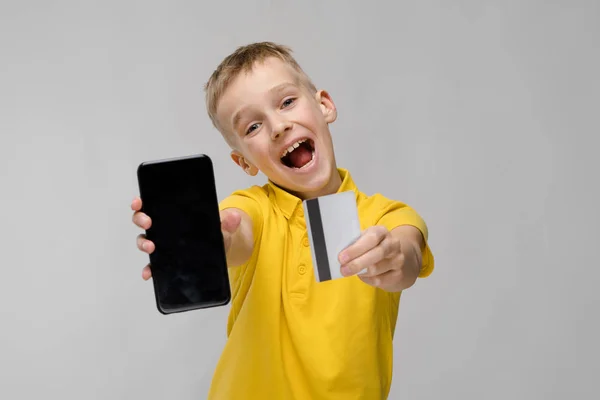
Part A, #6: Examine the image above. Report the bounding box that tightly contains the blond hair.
[204,42,317,140]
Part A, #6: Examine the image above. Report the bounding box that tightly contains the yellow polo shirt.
[209,168,434,400]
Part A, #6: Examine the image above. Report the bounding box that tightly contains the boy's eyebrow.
[231,106,250,131]
[268,81,297,95]
[231,82,298,130]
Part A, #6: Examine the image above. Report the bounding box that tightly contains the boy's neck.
[286,168,343,201]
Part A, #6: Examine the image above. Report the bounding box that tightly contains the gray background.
[1,0,598,399]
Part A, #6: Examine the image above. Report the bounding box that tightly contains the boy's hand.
[338,225,423,292]
[131,196,242,281]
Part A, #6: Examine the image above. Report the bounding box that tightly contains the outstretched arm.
[220,207,255,268]
[131,196,256,280]
[338,224,425,292]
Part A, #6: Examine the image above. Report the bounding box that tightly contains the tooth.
[281,139,310,159]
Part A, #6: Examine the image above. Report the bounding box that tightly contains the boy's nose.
[271,120,293,140]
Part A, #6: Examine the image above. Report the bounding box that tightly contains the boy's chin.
[272,166,337,198]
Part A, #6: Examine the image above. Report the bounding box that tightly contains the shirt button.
[302,237,309,247]
[298,264,307,275]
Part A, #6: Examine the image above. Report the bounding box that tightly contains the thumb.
[221,209,242,234]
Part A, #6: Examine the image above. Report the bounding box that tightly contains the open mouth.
[280,138,315,169]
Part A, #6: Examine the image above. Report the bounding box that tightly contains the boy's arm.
[220,208,255,268]
[132,192,261,280]
[339,224,425,292]
[218,186,266,269]
[338,202,434,292]
[389,224,426,283]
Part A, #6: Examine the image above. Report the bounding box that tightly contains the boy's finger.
[132,211,152,229]
[221,210,242,233]
[131,196,142,211]
[358,269,397,290]
[341,245,387,277]
[141,264,152,280]
[136,234,155,253]
[222,230,233,253]
[357,260,394,278]
[338,226,387,265]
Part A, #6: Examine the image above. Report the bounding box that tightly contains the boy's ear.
[231,151,258,176]
[315,90,337,123]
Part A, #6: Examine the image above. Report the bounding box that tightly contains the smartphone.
[136,154,230,314]
[303,190,362,282]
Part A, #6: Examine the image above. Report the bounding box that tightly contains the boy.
[131,42,434,399]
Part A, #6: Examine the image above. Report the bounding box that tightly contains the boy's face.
[215,57,341,199]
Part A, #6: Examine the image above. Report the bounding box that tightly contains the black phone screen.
[137,154,230,314]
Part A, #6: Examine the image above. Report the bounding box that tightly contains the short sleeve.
[371,197,435,278]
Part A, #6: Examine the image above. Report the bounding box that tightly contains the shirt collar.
[266,168,359,219]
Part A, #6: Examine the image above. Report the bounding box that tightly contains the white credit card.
[303,190,362,282]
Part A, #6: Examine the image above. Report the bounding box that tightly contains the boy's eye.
[282,98,295,108]
[246,123,260,135]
